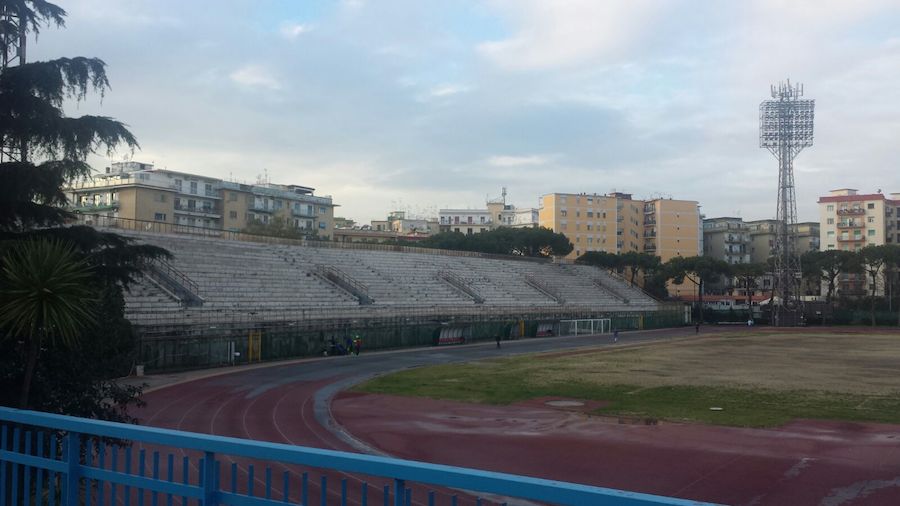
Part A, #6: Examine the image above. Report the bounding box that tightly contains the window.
[319,222,326,229]
[827,218,834,224]
[826,204,834,212]
[229,192,238,202]
[868,216,875,223]
[867,203,875,209]
[174,179,182,191]
[189,181,197,194]
[587,211,593,218]
[480,216,485,224]
[174,198,181,208]
[467,228,473,235]
[153,213,166,221]
[155,193,167,203]
[560,210,567,217]
[827,231,835,237]
[868,229,876,236]
[205,183,213,195]
[188,199,196,210]
[229,211,237,219]
[319,206,327,214]
[274,200,283,210]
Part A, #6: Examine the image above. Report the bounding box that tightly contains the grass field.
[357,330,900,427]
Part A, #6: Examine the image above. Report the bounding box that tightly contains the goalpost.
[559,318,612,336]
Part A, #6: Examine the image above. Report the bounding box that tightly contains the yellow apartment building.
[539,192,700,295]
[67,161,336,238]
[538,192,640,259]
[642,198,702,263]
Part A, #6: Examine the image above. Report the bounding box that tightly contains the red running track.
[333,392,900,505]
[134,330,900,506]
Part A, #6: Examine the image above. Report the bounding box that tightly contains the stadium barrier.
[0,407,709,506]
[135,309,684,371]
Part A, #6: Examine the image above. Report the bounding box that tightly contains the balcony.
[643,230,657,238]
[249,204,274,213]
[292,208,317,219]
[836,236,866,243]
[72,202,119,212]
[837,221,864,229]
[837,208,865,215]
[174,205,221,218]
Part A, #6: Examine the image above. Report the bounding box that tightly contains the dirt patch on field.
[528,332,900,395]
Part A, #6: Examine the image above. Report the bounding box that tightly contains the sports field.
[358,329,900,427]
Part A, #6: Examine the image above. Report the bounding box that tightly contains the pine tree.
[0,0,165,419]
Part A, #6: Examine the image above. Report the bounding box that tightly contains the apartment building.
[371,211,439,236]
[439,190,537,234]
[538,192,700,260]
[703,217,750,265]
[643,198,702,263]
[67,162,336,238]
[818,188,900,296]
[438,209,493,234]
[745,219,820,264]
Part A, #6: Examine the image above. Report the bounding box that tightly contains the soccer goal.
[559,318,611,337]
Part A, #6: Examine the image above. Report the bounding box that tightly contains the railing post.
[202,451,217,505]
[393,478,405,506]
[63,431,80,506]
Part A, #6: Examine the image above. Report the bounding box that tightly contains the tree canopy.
[419,227,573,258]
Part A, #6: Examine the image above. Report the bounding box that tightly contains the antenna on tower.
[502,186,507,204]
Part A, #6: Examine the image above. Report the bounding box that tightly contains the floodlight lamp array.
[759,99,815,151]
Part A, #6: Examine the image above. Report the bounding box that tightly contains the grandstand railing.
[524,273,566,304]
[437,270,485,304]
[146,259,205,307]
[72,213,553,265]
[0,407,709,506]
[314,264,373,305]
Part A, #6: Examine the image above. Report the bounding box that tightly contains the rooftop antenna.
[502,186,507,205]
[760,79,814,326]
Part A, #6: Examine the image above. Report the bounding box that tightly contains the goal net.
[559,318,611,336]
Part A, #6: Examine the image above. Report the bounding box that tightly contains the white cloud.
[486,154,553,167]
[229,65,282,91]
[478,0,671,70]
[280,22,311,40]
[416,84,472,102]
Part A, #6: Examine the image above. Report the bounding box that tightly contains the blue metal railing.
[0,407,713,505]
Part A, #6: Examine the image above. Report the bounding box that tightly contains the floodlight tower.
[759,80,814,326]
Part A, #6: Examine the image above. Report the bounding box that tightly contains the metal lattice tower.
[760,80,814,326]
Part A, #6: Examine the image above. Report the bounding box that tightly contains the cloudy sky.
[30,0,900,223]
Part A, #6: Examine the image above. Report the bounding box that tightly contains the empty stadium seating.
[111,229,659,324]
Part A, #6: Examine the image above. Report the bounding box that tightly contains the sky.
[29,0,900,223]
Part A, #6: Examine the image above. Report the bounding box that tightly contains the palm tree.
[0,238,97,408]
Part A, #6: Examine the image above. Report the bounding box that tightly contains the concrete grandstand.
[76,215,677,370]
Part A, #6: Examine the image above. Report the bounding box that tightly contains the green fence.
[138,309,685,372]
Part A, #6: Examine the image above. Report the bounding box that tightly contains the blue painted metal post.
[202,452,217,505]
[64,432,81,506]
[393,479,404,506]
